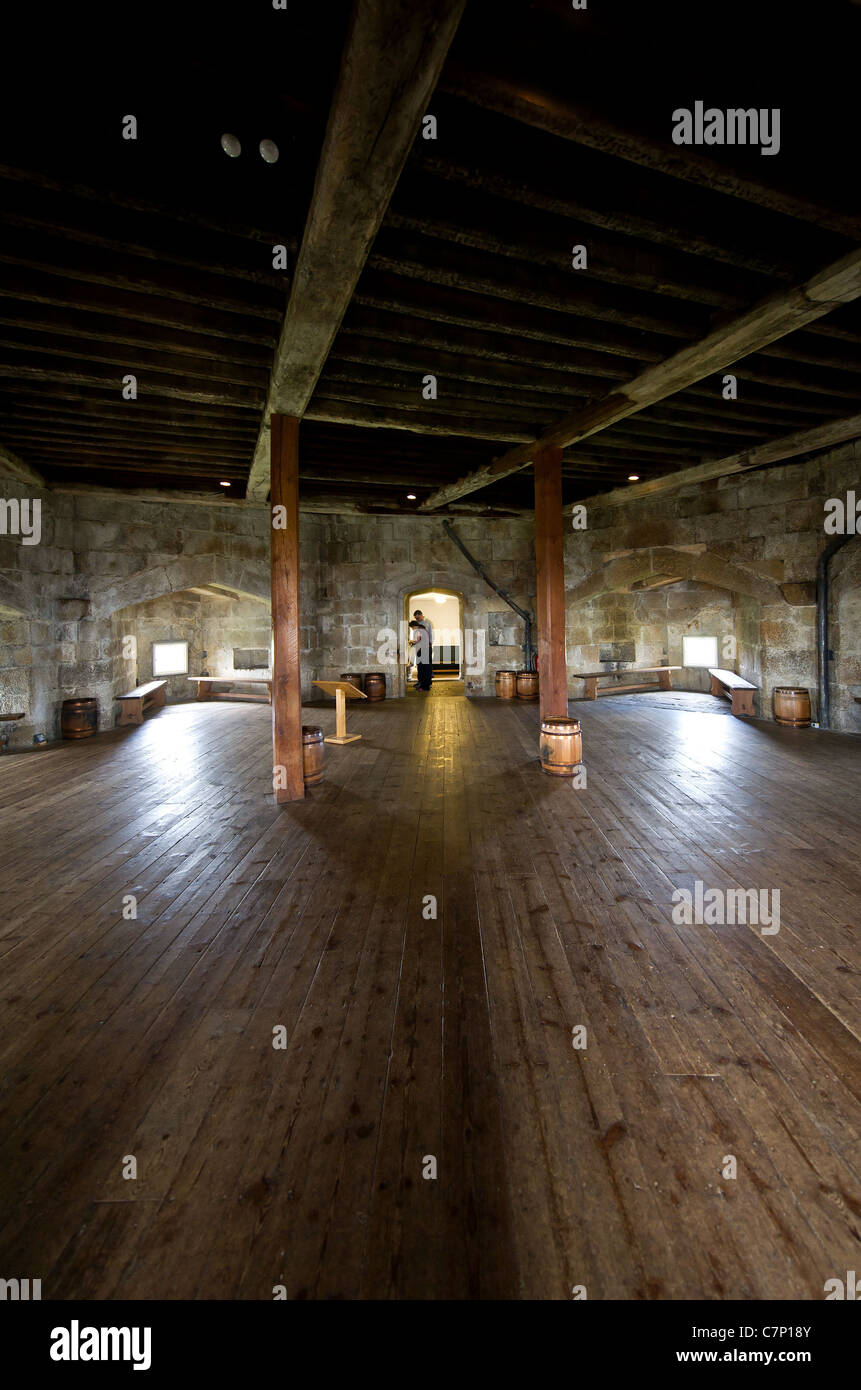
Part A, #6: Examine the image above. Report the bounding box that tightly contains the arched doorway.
[403,586,464,691]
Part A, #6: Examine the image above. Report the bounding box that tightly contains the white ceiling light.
[219,481,231,487]
[627,474,640,481]
[406,492,417,500]
[259,139,279,164]
[221,133,241,158]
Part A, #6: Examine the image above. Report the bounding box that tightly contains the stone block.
[780,581,816,606]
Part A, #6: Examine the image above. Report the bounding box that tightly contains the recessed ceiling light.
[407,493,417,500]
[220,133,241,158]
[259,139,279,164]
[627,474,640,482]
[219,481,231,487]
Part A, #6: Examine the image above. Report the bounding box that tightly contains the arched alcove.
[829,535,861,732]
[88,555,269,621]
[566,546,772,700]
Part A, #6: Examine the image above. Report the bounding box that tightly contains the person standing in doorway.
[409,619,433,692]
[413,608,434,685]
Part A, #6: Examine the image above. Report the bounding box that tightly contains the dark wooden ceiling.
[1,0,860,513]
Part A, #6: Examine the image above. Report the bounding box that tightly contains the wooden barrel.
[364,672,386,702]
[340,672,364,693]
[302,725,325,786]
[495,669,518,699]
[516,671,539,700]
[61,696,98,739]
[773,687,811,727]
[539,716,583,777]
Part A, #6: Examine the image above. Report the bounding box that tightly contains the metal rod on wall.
[442,520,535,670]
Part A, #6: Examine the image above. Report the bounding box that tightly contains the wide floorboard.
[0,689,859,1299]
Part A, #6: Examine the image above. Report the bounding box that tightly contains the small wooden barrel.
[773,687,811,727]
[302,725,325,786]
[516,671,540,700]
[340,672,364,693]
[539,716,583,777]
[61,696,98,739]
[495,669,518,699]
[364,672,386,702]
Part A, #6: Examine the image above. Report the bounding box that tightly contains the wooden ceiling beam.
[386,183,767,312]
[367,229,700,340]
[0,224,284,319]
[0,195,291,290]
[305,399,531,442]
[578,412,861,510]
[343,303,861,391]
[440,71,861,242]
[244,0,467,501]
[20,441,248,464]
[296,492,530,517]
[0,391,256,426]
[420,247,861,509]
[355,272,668,362]
[0,361,263,409]
[319,368,582,422]
[5,431,251,459]
[0,333,268,389]
[343,304,639,381]
[0,267,280,346]
[0,303,273,366]
[407,150,803,281]
[0,162,285,246]
[4,419,255,447]
[2,410,256,441]
[32,461,244,483]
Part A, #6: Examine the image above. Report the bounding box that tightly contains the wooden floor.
[1,689,859,1300]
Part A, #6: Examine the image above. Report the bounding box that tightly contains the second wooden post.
[271,413,305,803]
[534,443,568,722]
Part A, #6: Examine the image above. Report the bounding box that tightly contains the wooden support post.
[334,688,347,740]
[271,414,304,803]
[534,443,568,721]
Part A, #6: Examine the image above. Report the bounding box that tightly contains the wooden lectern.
[313,680,366,745]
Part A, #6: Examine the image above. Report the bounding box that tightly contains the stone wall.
[567,579,736,695]
[1,435,860,746]
[829,536,861,732]
[310,513,535,696]
[113,589,273,705]
[565,437,861,728]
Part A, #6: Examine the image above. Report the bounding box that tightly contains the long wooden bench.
[709,667,757,717]
[189,675,272,705]
[573,665,682,699]
[116,680,167,726]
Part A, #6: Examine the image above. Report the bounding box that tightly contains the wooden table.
[573,666,682,699]
[313,680,366,744]
[189,676,272,705]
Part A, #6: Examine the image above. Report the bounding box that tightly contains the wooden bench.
[116,680,166,726]
[189,675,272,705]
[709,668,757,717]
[0,711,26,752]
[573,665,682,700]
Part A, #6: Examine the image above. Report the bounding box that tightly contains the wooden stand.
[313,680,366,745]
